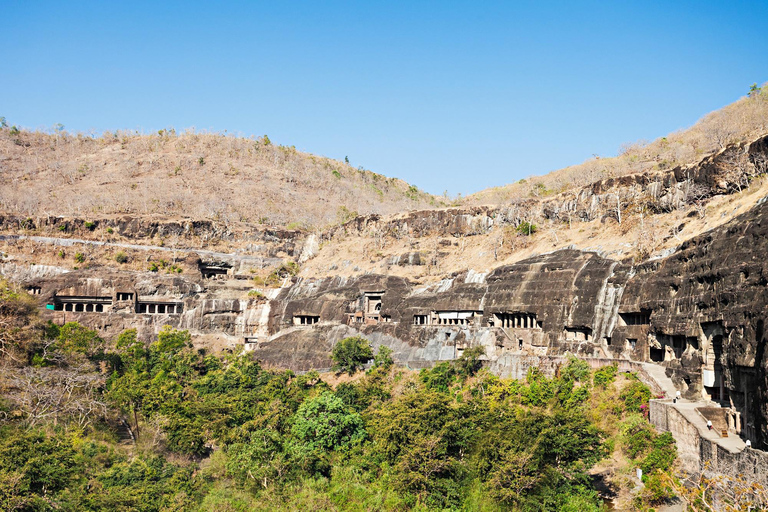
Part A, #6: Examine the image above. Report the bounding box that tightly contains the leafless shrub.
[3,362,107,429]
[0,126,443,229]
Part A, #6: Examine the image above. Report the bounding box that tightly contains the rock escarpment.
[328,134,768,241]
[14,195,768,447]
[262,197,768,447]
[5,135,768,450]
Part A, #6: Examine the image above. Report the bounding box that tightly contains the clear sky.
[2,1,767,196]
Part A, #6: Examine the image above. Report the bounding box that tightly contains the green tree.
[291,391,365,451]
[455,345,485,378]
[331,336,373,375]
[516,221,538,236]
[371,345,394,371]
[226,428,290,488]
[155,325,192,354]
[367,389,467,507]
[0,427,78,509]
[57,321,103,355]
[420,362,456,392]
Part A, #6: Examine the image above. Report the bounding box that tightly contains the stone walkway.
[641,362,747,453]
[641,362,678,397]
[672,400,746,453]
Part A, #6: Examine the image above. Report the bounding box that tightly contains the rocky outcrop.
[327,135,768,240]
[5,135,768,450]
[0,214,307,258]
[258,195,768,448]
[11,195,768,448]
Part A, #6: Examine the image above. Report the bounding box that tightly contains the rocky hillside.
[1,85,766,241]
[300,132,768,282]
[468,84,768,205]
[0,127,443,228]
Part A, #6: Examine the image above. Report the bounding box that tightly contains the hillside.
[0,287,677,511]
[0,127,443,229]
[3,90,768,512]
[468,83,768,205]
[2,85,766,239]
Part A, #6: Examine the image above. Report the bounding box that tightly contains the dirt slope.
[0,129,443,228]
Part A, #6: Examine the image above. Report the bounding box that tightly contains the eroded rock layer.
[5,135,768,450]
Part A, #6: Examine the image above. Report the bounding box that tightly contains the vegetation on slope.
[2,85,767,236]
[469,83,768,205]
[0,282,687,511]
[0,125,441,229]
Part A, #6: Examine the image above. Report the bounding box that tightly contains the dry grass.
[2,86,766,235]
[301,175,768,282]
[0,128,444,228]
[469,85,768,205]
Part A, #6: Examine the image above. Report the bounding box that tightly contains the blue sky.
[2,1,767,195]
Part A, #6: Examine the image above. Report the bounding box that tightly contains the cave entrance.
[619,310,651,326]
[649,348,664,362]
[704,374,729,403]
[364,293,383,314]
[200,261,232,279]
[293,315,320,326]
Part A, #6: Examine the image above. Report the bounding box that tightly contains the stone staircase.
[640,362,678,398]
[116,418,135,444]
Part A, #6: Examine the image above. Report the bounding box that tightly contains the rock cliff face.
[328,134,768,240]
[5,135,768,449]
[25,268,275,352]
[622,195,768,446]
[260,197,768,447]
[0,214,307,257]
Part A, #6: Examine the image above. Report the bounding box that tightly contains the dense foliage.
[0,281,673,510]
[331,336,374,375]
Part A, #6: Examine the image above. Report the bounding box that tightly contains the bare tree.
[4,363,107,429]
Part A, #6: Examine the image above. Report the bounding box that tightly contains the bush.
[331,336,373,375]
[620,379,652,412]
[593,364,618,388]
[420,362,456,392]
[57,322,103,355]
[84,221,96,231]
[561,354,591,382]
[74,252,85,263]
[115,252,128,264]
[640,471,675,505]
[259,261,301,286]
[516,221,538,236]
[640,432,676,474]
[371,345,394,371]
[455,346,485,378]
[291,392,365,451]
